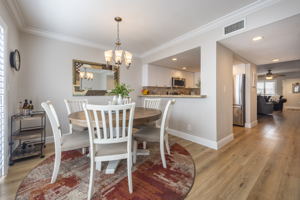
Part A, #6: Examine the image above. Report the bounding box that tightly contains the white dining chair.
[141,98,161,149]
[144,98,161,109]
[64,99,88,132]
[41,101,89,183]
[83,103,136,199]
[123,97,132,104]
[133,99,175,168]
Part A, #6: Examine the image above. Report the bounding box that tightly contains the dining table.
[68,107,162,174]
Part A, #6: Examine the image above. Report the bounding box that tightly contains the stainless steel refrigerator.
[233,74,245,126]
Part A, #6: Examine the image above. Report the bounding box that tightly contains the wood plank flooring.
[1,110,299,200]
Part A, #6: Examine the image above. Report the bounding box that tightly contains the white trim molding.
[167,128,218,149]
[167,128,234,150]
[23,27,110,51]
[5,0,280,58]
[245,120,258,128]
[284,106,300,110]
[216,134,234,149]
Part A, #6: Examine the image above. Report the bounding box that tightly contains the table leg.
[105,160,121,174]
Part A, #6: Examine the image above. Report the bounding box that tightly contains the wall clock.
[10,49,21,71]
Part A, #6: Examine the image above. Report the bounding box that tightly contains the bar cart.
[9,111,46,165]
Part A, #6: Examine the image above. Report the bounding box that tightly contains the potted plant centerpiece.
[109,83,134,104]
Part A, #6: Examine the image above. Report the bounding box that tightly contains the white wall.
[276,72,300,95]
[140,0,297,146]
[19,32,143,136]
[0,0,20,120]
[147,64,196,88]
[0,0,20,174]
[233,64,246,75]
[216,44,233,140]
[283,78,300,109]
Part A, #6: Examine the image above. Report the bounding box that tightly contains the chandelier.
[104,17,132,69]
[79,68,94,80]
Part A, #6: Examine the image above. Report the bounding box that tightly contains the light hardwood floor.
[1,110,299,200]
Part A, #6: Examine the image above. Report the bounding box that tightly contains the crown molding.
[4,0,26,28]
[5,0,280,58]
[23,26,111,51]
[22,26,141,56]
[5,0,140,56]
[140,0,281,58]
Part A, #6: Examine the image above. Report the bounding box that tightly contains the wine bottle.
[23,99,28,109]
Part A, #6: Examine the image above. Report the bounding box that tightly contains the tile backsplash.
[142,86,200,95]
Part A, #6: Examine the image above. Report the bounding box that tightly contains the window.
[257,80,276,96]
[0,22,5,177]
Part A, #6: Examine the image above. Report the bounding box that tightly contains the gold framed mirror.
[72,59,119,96]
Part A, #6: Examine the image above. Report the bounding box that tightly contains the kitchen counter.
[139,94,207,98]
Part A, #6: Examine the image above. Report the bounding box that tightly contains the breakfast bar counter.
[139,94,207,98]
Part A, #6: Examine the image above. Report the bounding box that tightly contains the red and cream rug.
[16,143,195,200]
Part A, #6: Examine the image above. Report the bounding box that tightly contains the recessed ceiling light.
[182,67,187,70]
[252,36,263,41]
[172,58,177,61]
[272,58,280,62]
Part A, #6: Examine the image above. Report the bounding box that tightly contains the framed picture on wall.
[292,82,300,93]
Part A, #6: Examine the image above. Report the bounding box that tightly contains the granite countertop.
[139,94,207,98]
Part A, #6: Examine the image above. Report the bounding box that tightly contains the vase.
[117,94,123,105]
[112,96,117,105]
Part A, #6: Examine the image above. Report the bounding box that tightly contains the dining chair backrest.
[64,99,88,132]
[144,98,161,109]
[83,103,136,146]
[41,101,62,147]
[64,99,88,115]
[123,97,132,105]
[160,99,176,133]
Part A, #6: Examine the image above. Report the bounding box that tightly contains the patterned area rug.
[16,143,195,200]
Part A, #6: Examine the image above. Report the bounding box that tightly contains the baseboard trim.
[285,106,300,110]
[216,134,234,149]
[245,120,258,128]
[167,128,218,149]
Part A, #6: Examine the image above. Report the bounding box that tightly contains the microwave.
[172,77,186,87]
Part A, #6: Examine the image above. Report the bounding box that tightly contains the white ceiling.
[150,47,200,72]
[8,0,257,55]
[220,14,300,65]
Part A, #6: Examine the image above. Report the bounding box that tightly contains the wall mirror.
[72,60,119,96]
[292,82,300,93]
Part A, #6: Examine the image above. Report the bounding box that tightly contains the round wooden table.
[68,107,162,128]
[68,107,162,174]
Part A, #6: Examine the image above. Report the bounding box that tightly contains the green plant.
[109,83,134,97]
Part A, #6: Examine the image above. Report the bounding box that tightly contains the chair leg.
[96,161,101,171]
[133,140,137,164]
[127,156,133,193]
[51,151,61,183]
[143,141,147,149]
[88,158,95,200]
[82,147,86,154]
[165,136,170,155]
[160,140,167,168]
